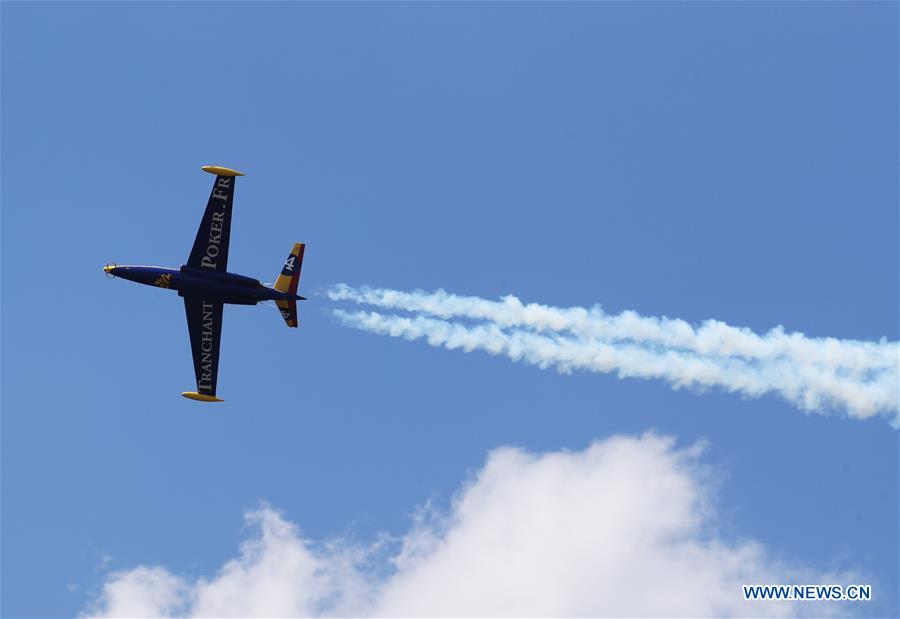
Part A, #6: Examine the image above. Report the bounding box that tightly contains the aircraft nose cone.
[103,264,119,277]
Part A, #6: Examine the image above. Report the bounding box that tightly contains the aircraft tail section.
[274,243,305,328]
[275,243,305,294]
[275,299,298,328]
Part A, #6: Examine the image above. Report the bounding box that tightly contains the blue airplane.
[104,165,305,402]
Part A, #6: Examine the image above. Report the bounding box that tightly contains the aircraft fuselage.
[105,265,305,305]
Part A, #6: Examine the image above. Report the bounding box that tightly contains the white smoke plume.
[328,285,899,425]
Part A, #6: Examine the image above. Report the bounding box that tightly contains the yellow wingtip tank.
[181,391,225,402]
[201,165,245,177]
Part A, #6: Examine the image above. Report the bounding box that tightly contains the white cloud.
[92,566,186,618]
[84,434,854,618]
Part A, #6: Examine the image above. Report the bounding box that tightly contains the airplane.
[104,165,305,403]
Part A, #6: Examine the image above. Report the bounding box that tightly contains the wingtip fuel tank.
[182,391,225,403]
[201,165,245,177]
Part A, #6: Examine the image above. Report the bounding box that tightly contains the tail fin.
[276,299,298,328]
[274,243,305,328]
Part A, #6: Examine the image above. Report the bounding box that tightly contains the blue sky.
[2,2,897,617]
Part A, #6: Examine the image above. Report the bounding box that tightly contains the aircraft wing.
[186,166,244,273]
[182,297,225,402]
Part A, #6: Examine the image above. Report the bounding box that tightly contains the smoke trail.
[328,285,895,373]
[328,286,900,425]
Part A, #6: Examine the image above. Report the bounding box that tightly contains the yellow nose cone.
[103,265,114,273]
